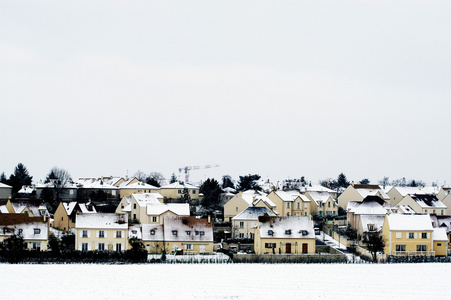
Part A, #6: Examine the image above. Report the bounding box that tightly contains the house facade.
[0,214,49,251]
[338,184,389,209]
[396,194,446,215]
[53,201,96,232]
[232,206,276,239]
[0,182,12,200]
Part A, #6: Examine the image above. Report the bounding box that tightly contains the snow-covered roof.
[258,216,315,239]
[349,200,388,215]
[0,214,48,241]
[300,185,336,193]
[142,224,164,241]
[120,181,159,190]
[434,215,451,233]
[432,228,448,241]
[353,184,390,200]
[131,193,164,207]
[163,216,213,242]
[63,202,78,215]
[76,213,128,229]
[232,206,276,221]
[0,205,8,213]
[9,200,49,217]
[222,187,236,193]
[128,224,142,240]
[306,191,333,205]
[76,178,119,190]
[160,182,199,189]
[78,203,97,214]
[0,182,12,188]
[410,195,446,209]
[274,191,296,202]
[386,214,433,231]
[360,215,385,233]
[397,205,416,214]
[18,185,34,194]
[146,203,190,216]
[392,186,439,197]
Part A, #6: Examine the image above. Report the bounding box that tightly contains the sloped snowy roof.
[121,181,159,190]
[392,186,439,197]
[63,202,78,215]
[350,200,388,215]
[258,216,315,239]
[360,215,385,233]
[354,185,390,200]
[0,205,8,213]
[132,193,164,207]
[0,182,12,188]
[128,224,142,240]
[78,203,97,214]
[386,214,433,231]
[232,206,276,221]
[300,185,335,193]
[222,187,236,193]
[76,178,119,190]
[307,191,333,204]
[274,191,296,202]
[0,214,48,241]
[146,203,190,216]
[434,215,451,233]
[410,195,446,209]
[432,228,448,241]
[76,213,128,229]
[18,185,34,194]
[10,200,49,217]
[160,182,199,189]
[398,205,416,214]
[163,216,213,242]
[142,224,164,241]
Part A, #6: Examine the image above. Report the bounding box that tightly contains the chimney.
[207,215,211,224]
[351,181,354,187]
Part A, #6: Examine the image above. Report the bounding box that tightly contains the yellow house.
[119,181,159,198]
[437,186,451,201]
[141,224,165,254]
[75,213,129,251]
[224,190,277,222]
[53,201,96,232]
[146,203,190,224]
[338,184,389,210]
[396,194,446,215]
[0,214,49,251]
[158,182,200,201]
[304,191,337,216]
[383,214,438,256]
[232,207,276,239]
[386,186,439,206]
[432,228,448,256]
[6,199,49,217]
[346,196,390,238]
[254,215,315,255]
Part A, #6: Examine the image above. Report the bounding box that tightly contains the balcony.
[392,251,435,256]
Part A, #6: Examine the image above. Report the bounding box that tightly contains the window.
[150,230,155,235]
[328,202,331,208]
[417,245,427,252]
[195,231,199,235]
[396,232,401,239]
[172,230,178,236]
[186,231,191,236]
[437,243,442,246]
[18,229,23,235]
[82,230,88,237]
[112,190,116,196]
[133,204,136,209]
[265,243,276,248]
[239,233,244,238]
[185,244,192,250]
[178,190,182,194]
[192,190,196,195]
[301,230,308,236]
[239,222,244,228]
[82,243,88,251]
[98,243,105,251]
[368,224,375,231]
[133,214,136,220]
[297,203,300,209]
[34,228,41,235]
[152,216,157,222]
[236,207,238,212]
[99,230,105,238]
[268,230,274,236]
[396,245,406,252]
[408,232,415,239]
[286,202,290,209]
[421,233,428,239]
[32,242,41,251]
[116,243,122,252]
[61,217,63,221]
[304,203,308,209]
[285,230,291,235]
[121,204,124,209]
[441,210,444,215]
[116,231,122,238]
[200,231,205,236]
[132,230,137,234]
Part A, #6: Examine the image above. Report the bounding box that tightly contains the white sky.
[0,0,450,185]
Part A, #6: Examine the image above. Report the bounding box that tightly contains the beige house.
[387,186,439,206]
[232,206,276,239]
[146,203,190,224]
[441,194,451,215]
[437,186,451,201]
[267,191,311,217]
[254,216,315,255]
[0,214,49,251]
[382,214,446,256]
[396,194,446,215]
[119,181,159,198]
[224,190,277,222]
[5,199,49,217]
[338,184,390,209]
[158,182,200,201]
[304,191,337,216]
[141,223,165,254]
[53,201,96,232]
[75,213,129,251]
[116,193,164,222]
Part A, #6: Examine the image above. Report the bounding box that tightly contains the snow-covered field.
[1,263,449,299]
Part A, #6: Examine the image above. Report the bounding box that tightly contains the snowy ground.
[1,263,450,299]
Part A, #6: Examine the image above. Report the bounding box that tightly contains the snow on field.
[1,263,450,299]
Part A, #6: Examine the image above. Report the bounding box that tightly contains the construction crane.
[178,164,220,184]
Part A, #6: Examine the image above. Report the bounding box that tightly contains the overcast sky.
[1,0,450,186]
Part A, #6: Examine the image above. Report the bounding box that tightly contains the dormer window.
[285,230,291,235]
[268,230,274,236]
[367,224,375,231]
[132,230,137,234]
[200,231,205,236]
[18,229,23,235]
[172,230,178,236]
[150,230,155,235]
[34,228,41,235]
[301,230,308,236]
[186,231,191,235]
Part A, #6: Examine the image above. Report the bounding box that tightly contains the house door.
[286,243,292,254]
[302,243,308,253]
[200,244,205,254]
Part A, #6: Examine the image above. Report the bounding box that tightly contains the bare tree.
[46,167,72,204]
[133,170,147,182]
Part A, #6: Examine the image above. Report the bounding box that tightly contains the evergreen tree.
[7,163,33,195]
[169,173,178,184]
[237,174,261,191]
[363,233,385,262]
[337,173,349,188]
[0,172,7,184]
[200,178,222,209]
[359,178,370,185]
[221,175,235,189]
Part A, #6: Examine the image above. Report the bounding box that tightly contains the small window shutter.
[104,231,108,238]
[88,243,91,250]
[95,243,98,250]
[427,232,430,239]
[406,233,409,238]
[88,230,91,238]
[79,230,83,237]
[414,233,417,239]
[96,231,99,238]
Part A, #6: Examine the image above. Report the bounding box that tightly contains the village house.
[338,183,390,209]
[430,214,451,250]
[396,194,446,215]
[158,182,200,201]
[115,193,164,222]
[254,215,315,255]
[437,186,451,201]
[119,181,160,198]
[75,213,128,251]
[53,201,97,232]
[382,214,446,256]
[0,213,49,251]
[386,186,439,206]
[0,182,12,200]
[224,190,277,222]
[267,190,311,217]
[440,194,451,215]
[304,191,337,216]
[5,199,49,218]
[232,207,276,239]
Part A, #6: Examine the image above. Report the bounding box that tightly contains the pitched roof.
[232,206,276,221]
[9,200,49,217]
[386,214,433,231]
[76,213,128,229]
[258,216,315,239]
[397,205,416,214]
[410,194,446,209]
[142,224,164,241]
[0,182,12,188]
[353,185,390,200]
[146,203,190,216]
[432,228,448,241]
[360,215,385,233]
[120,181,159,190]
[306,191,333,204]
[393,186,439,196]
[160,182,199,189]
[163,216,213,242]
